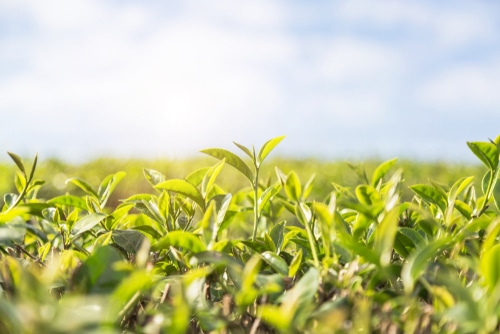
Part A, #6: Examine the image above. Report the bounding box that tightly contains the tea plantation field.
[0,135,499,333]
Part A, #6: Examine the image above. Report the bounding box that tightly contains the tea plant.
[0,135,500,333]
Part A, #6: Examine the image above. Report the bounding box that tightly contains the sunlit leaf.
[402,238,451,293]
[200,148,254,183]
[285,171,302,202]
[143,168,165,187]
[152,230,205,253]
[371,158,398,187]
[66,177,98,198]
[258,135,285,163]
[410,184,447,213]
[155,179,205,210]
[467,141,499,171]
[71,213,107,236]
[261,251,288,276]
[48,195,88,210]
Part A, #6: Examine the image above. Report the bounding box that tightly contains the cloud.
[416,62,500,112]
[1,0,500,161]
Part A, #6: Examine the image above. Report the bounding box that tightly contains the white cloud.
[2,0,500,161]
[335,1,495,48]
[417,62,500,112]
[0,0,295,157]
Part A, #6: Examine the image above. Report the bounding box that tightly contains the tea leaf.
[71,213,106,236]
[7,152,26,175]
[371,158,398,187]
[200,148,254,183]
[467,141,499,171]
[258,135,285,163]
[261,251,288,276]
[155,179,205,210]
[152,230,205,253]
[410,184,447,213]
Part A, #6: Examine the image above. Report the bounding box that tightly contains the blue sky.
[1,1,500,162]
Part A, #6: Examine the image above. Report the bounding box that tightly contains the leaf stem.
[252,167,260,241]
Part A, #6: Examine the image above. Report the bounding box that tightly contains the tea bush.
[0,135,499,333]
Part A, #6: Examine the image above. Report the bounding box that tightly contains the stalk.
[252,166,260,241]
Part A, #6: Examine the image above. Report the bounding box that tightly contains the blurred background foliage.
[0,156,483,208]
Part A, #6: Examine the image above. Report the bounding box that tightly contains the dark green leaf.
[112,230,146,254]
[270,221,286,253]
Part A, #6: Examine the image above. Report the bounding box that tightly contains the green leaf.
[258,135,285,163]
[143,168,165,187]
[494,178,500,212]
[66,178,98,198]
[98,171,126,206]
[112,230,146,254]
[295,202,312,226]
[258,183,281,213]
[410,184,447,213]
[48,195,88,210]
[201,159,225,198]
[7,152,26,175]
[200,148,254,183]
[355,185,379,206]
[233,141,254,159]
[371,158,398,187]
[261,251,288,276]
[0,207,28,223]
[73,245,127,293]
[259,305,289,332]
[28,153,38,182]
[279,267,319,327]
[481,243,500,292]
[398,227,425,248]
[269,221,286,254]
[302,174,315,199]
[285,171,302,202]
[402,237,451,293]
[467,141,499,171]
[186,167,210,187]
[455,200,473,220]
[155,179,205,210]
[288,249,302,277]
[71,213,107,236]
[151,230,205,253]
[373,207,400,267]
[132,225,162,239]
